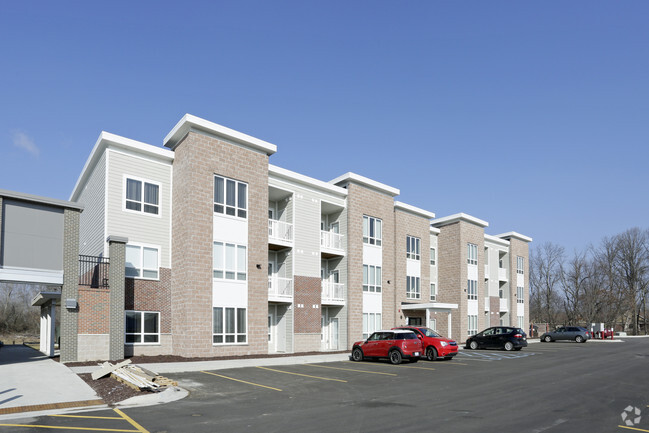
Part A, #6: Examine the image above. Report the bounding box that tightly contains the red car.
[393,326,458,361]
[351,330,422,365]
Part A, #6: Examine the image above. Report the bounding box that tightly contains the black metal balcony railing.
[79,255,110,288]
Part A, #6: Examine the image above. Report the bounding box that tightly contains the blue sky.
[1,1,648,254]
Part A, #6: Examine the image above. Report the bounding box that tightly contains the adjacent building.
[62,114,531,361]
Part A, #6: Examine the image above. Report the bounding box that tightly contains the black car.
[465,326,528,351]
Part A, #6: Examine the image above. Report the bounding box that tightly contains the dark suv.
[466,327,528,351]
[540,326,591,343]
[392,326,458,361]
[351,330,422,365]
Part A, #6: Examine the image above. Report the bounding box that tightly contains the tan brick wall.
[489,296,500,326]
[345,183,395,347]
[294,333,321,352]
[170,131,269,357]
[294,275,321,333]
[125,268,172,333]
[77,334,109,361]
[78,288,109,334]
[394,209,432,326]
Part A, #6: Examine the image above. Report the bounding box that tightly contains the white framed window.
[430,318,437,331]
[468,315,478,336]
[362,312,382,340]
[517,316,524,329]
[430,248,436,266]
[517,256,525,274]
[125,311,160,344]
[213,307,247,344]
[406,276,421,299]
[467,243,478,265]
[214,175,247,219]
[406,236,420,260]
[517,286,524,303]
[362,265,382,292]
[124,176,160,216]
[362,215,382,246]
[213,242,247,281]
[125,244,159,280]
[430,283,437,301]
[467,279,477,300]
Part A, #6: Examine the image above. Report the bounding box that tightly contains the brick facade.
[125,268,172,333]
[294,275,322,333]
[78,287,110,333]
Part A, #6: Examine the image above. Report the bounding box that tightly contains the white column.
[40,306,47,353]
[426,308,430,329]
[447,311,452,340]
[48,300,56,357]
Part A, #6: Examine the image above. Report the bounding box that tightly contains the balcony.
[268,276,293,302]
[498,267,508,282]
[321,231,345,258]
[321,281,345,305]
[268,219,293,250]
[499,298,509,312]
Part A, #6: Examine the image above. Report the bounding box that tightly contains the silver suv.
[540,326,591,343]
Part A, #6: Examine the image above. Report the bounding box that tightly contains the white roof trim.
[269,165,348,197]
[496,231,533,243]
[1,189,83,210]
[394,201,435,219]
[431,213,489,228]
[163,114,277,155]
[429,226,441,235]
[329,172,400,197]
[484,234,510,247]
[70,132,173,201]
[401,302,459,310]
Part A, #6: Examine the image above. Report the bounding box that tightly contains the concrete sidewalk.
[0,345,104,418]
[70,352,351,374]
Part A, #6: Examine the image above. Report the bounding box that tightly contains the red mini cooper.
[393,326,458,361]
[351,329,422,365]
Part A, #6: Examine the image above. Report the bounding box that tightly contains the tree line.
[530,227,649,334]
[0,283,43,337]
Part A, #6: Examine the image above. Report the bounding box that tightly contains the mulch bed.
[78,373,144,406]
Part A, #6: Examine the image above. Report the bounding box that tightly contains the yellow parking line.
[113,409,149,433]
[256,366,347,382]
[50,415,123,420]
[434,361,468,366]
[0,424,137,432]
[305,364,397,376]
[201,371,282,391]
[619,425,649,432]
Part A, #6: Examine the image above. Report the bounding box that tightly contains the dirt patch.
[78,373,146,406]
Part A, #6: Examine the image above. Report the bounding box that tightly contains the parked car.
[392,326,458,361]
[351,330,422,364]
[540,326,591,343]
[465,326,528,351]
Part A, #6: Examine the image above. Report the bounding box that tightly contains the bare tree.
[530,242,565,328]
[613,228,649,334]
[561,250,591,325]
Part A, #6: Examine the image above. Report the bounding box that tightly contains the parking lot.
[2,339,649,432]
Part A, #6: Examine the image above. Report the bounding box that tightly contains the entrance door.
[328,318,339,350]
[268,307,276,352]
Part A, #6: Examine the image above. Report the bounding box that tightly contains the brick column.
[108,236,128,360]
[60,208,81,363]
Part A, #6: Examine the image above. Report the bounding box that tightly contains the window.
[125,311,159,344]
[430,248,436,266]
[362,312,382,339]
[362,265,382,292]
[406,236,420,260]
[213,307,247,344]
[214,175,247,218]
[125,177,159,215]
[517,286,524,303]
[213,242,247,281]
[517,256,525,274]
[362,216,382,246]
[468,315,478,336]
[406,276,420,299]
[467,279,477,300]
[467,243,478,265]
[125,244,159,279]
[430,283,437,301]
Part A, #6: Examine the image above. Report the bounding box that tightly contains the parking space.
[0,408,150,432]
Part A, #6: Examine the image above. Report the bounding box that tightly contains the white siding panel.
[77,152,106,256]
[106,149,172,267]
[293,189,321,278]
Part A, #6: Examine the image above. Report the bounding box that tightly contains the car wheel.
[389,350,403,365]
[575,335,584,343]
[352,347,363,362]
[469,340,479,350]
[504,341,514,351]
[426,346,438,361]
[544,335,552,343]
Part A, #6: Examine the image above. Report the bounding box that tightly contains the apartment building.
[64,114,531,362]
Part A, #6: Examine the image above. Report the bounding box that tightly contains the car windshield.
[419,328,442,338]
